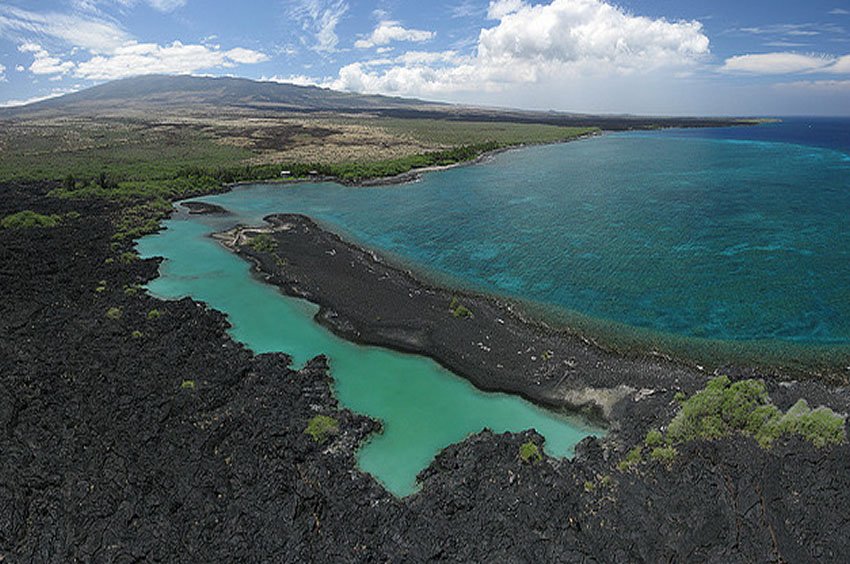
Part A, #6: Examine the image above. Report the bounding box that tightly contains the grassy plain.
[0,109,595,242]
[0,113,595,183]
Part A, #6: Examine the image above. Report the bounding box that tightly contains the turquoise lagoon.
[136,212,599,498]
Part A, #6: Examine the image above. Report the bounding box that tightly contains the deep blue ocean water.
[200,118,850,373]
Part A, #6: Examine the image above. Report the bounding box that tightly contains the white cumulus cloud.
[5,5,270,82]
[0,63,5,81]
[354,21,435,49]
[330,0,709,97]
[19,42,76,75]
[74,41,269,80]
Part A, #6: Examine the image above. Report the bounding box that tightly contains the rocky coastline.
[3,181,850,561]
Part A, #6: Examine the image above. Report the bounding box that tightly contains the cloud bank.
[327,0,710,97]
[722,52,850,74]
[2,5,269,81]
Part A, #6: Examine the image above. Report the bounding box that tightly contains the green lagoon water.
[136,214,598,497]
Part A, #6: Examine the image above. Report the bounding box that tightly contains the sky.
[0,0,849,115]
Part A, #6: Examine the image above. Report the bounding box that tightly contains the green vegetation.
[584,474,614,492]
[131,330,143,339]
[147,308,162,320]
[0,122,252,183]
[618,376,846,472]
[1,210,62,229]
[112,198,173,241]
[180,379,196,390]
[667,376,845,448]
[518,440,543,464]
[649,446,677,464]
[617,445,644,471]
[449,296,473,319]
[118,251,138,264]
[319,143,500,181]
[644,429,664,448]
[304,415,339,444]
[2,114,597,244]
[106,307,122,320]
[246,232,278,253]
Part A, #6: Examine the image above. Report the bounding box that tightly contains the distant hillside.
[1,74,753,130]
[2,74,443,115]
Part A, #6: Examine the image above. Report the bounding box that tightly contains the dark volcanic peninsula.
[4,182,850,562]
[219,214,850,441]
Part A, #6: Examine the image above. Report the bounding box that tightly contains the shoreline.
[213,213,709,436]
[211,213,850,446]
[209,124,850,387]
[8,143,850,558]
[222,130,602,190]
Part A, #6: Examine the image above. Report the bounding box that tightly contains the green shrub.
[649,446,677,464]
[131,330,143,339]
[118,251,138,264]
[662,376,845,449]
[147,308,162,320]
[519,440,543,464]
[305,415,339,444]
[106,307,122,320]
[246,232,278,253]
[644,429,664,448]
[617,445,643,471]
[1,210,62,229]
[449,296,473,319]
[124,285,139,296]
[180,379,196,390]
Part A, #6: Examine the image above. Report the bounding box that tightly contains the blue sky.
[0,0,848,115]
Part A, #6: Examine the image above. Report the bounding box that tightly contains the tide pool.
[136,212,598,497]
